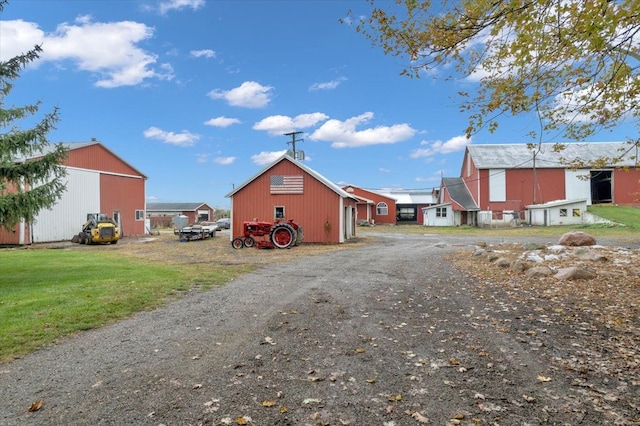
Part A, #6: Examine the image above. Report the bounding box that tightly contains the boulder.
[525,266,554,278]
[495,258,511,268]
[510,260,529,272]
[554,266,597,280]
[558,231,596,246]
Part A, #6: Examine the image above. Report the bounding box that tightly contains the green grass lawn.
[0,250,251,363]
[587,205,640,231]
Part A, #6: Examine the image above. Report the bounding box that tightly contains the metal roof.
[441,177,479,210]
[467,142,639,169]
[146,202,210,211]
[371,190,435,205]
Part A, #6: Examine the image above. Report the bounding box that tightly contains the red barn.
[227,155,358,244]
[463,142,640,210]
[0,140,147,244]
[342,185,397,225]
[433,142,639,227]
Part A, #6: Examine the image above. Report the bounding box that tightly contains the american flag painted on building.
[270,175,304,194]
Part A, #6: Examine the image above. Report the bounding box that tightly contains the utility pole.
[284,131,304,159]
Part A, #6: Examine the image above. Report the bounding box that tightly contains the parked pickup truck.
[174,222,217,241]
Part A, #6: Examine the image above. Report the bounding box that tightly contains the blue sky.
[1,0,633,209]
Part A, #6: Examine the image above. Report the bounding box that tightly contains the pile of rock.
[472,231,639,282]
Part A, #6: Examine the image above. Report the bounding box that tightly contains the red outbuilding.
[226,155,358,244]
[0,140,147,244]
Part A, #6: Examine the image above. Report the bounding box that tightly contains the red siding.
[232,160,345,243]
[614,169,640,205]
[461,153,481,205]
[66,144,143,177]
[343,186,397,224]
[101,174,146,236]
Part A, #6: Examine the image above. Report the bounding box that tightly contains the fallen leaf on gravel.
[192,383,202,389]
[236,415,252,424]
[522,394,536,402]
[388,394,402,401]
[279,406,288,413]
[263,337,276,345]
[537,375,552,382]
[303,398,321,404]
[473,393,485,399]
[385,405,396,414]
[262,400,276,407]
[28,399,43,412]
[453,413,465,419]
[410,411,429,423]
[356,348,366,353]
[367,378,376,383]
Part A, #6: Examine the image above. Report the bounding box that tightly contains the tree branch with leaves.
[347,0,640,153]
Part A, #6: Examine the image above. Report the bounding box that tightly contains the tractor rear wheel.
[243,236,255,248]
[231,237,245,249]
[295,226,304,245]
[270,223,296,249]
[84,233,91,245]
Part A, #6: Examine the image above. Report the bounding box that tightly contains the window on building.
[559,208,567,217]
[376,202,388,215]
[275,206,285,219]
[436,207,447,218]
[197,210,210,222]
[135,210,144,221]
[572,209,581,217]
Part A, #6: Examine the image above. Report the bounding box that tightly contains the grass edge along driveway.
[0,250,251,363]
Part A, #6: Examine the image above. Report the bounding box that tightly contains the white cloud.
[309,112,415,148]
[143,126,200,147]
[251,150,288,165]
[253,113,329,135]
[208,81,273,108]
[309,77,347,91]
[415,176,440,182]
[214,156,236,165]
[204,116,241,128]
[379,168,391,173]
[158,0,205,14]
[410,135,471,158]
[191,49,215,58]
[195,153,209,163]
[0,16,171,88]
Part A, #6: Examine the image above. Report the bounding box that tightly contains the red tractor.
[232,219,303,249]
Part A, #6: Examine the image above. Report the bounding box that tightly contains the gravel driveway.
[1,233,637,425]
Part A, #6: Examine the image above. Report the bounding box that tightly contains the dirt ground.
[1,230,639,425]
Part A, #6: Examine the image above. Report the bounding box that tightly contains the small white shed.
[422,203,456,226]
[525,199,588,226]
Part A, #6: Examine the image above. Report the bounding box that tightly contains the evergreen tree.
[0,0,68,231]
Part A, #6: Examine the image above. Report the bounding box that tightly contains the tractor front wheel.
[243,236,255,248]
[270,223,296,249]
[231,237,245,249]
